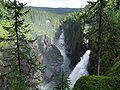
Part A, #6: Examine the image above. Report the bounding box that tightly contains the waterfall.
[40,31,90,90]
[39,31,71,90]
[55,30,71,76]
[69,50,91,89]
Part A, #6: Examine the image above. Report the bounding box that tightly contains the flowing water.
[69,50,91,89]
[39,31,71,90]
[55,31,71,76]
[39,31,91,89]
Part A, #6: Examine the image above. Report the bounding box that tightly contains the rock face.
[42,45,63,84]
[36,35,63,89]
[62,21,87,69]
[54,25,62,41]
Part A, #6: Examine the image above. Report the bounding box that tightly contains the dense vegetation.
[73,61,120,90]
[33,7,81,14]
[0,0,44,89]
[25,7,64,38]
[53,68,71,90]
[0,1,65,50]
[0,0,69,89]
[63,0,120,74]
[0,0,120,89]
[62,0,120,89]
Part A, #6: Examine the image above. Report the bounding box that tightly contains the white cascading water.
[55,30,71,76]
[69,50,91,89]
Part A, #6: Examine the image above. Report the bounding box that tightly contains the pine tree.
[0,0,42,89]
[85,0,120,75]
[53,68,71,90]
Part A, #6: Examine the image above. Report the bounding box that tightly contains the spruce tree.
[53,68,71,90]
[0,0,42,89]
[85,0,120,75]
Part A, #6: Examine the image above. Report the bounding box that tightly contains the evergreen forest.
[0,0,120,90]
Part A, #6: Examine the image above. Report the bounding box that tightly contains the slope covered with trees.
[0,0,43,89]
[0,0,120,89]
[24,7,64,39]
[60,0,120,89]
[63,0,120,75]
[34,7,81,14]
[0,0,68,89]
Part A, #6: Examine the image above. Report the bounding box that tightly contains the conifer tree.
[0,0,42,89]
[85,0,120,75]
[53,68,71,90]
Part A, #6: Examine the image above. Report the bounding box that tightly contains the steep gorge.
[0,0,120,89]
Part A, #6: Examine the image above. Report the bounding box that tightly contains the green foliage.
[81,0,120,75]
[62,1,120,89]
[0,0,42,89]
[0,0,4,10]
[24,7,65,38]
[63,0,120,75]
[72,76,120,90]
[73,61,120,90]
[34,7,80,14]
[105,61,120,77]
[53,68,71,90]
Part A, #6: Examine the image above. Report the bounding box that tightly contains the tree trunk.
[14,0,21,77]
[97,0,103,75]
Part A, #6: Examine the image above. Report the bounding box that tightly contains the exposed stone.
[62,21,87,69]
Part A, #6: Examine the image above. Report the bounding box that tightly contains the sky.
[19,0,97,8]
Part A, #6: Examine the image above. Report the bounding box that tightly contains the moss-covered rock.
[72,61,120,90]
[72,76,120,90]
